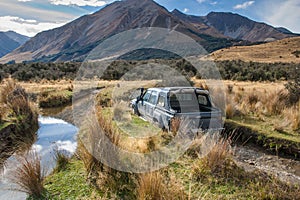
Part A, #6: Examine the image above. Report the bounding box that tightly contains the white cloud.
[17,0,32,2]
[0,0,76,22]
[260,0,300,33]
[49,0,107,7]
[183,8,189,13]
[0,16,66,37]
[210,1,217,5]
[196,0,206,3]
[234,1,255,9]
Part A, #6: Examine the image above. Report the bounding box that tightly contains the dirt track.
[234,145,300,185]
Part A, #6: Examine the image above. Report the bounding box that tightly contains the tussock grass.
[8,151,46,198]
[192,137,233,179]
[77,105,136,198]
[76,140,99,178]
[220,80,300,134]
[283,102,300,131]
[170,117,181,133]
[53,149,70,173]
[225,101,236,119]
[137,171,186,200]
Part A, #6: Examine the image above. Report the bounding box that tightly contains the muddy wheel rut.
[233,145,300,186]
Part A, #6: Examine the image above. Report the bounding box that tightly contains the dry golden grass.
[76,140,99,177]
[137,172,166,200]
[283,103,300,131]
[208,80,300,130]
[137,171,186,200]
[170,117,181,133]
[209,36,300,63]
[8,151,46,198]
[199,137,232,173]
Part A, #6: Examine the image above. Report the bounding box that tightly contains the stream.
[0,116,78,200]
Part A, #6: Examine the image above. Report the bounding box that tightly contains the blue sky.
[0,0,299,37]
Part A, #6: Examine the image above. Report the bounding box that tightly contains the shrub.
[285,66,300,105]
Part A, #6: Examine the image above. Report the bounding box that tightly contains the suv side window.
[148,91,158,105]
[157,94,166,107]
[143,91,152,102]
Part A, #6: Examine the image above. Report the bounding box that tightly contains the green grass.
[0,122,12,131]
[39,89,73,108]
[228,115,300,143]
[118,115,161,137]
[44,159,103,200]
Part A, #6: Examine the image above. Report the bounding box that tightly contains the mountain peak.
[0,0,297,63]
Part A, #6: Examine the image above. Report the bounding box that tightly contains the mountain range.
[0,31,29,58]
[0,0,298,63]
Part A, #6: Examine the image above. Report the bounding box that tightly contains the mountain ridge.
[0,31,29,58]
[0,0,297,63]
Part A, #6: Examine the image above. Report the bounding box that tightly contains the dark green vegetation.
[216,60,299,82]
[1,60,299,82]
[0,62,80,81]
[0,79,38,168]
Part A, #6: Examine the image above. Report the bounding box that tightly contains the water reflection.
[0,116,78,200]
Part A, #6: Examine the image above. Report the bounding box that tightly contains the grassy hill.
[209,37,300,63]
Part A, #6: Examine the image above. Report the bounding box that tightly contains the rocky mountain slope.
[173,10,297,42]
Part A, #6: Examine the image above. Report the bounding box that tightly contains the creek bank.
[223,121,300,160]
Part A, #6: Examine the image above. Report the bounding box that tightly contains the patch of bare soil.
[233,145,300,185]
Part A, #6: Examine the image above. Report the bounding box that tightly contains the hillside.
[172,10,297,43]
[0,0,234,63]
[0,31,29,58]
[209,36,300,63]
[0,0,297,63]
